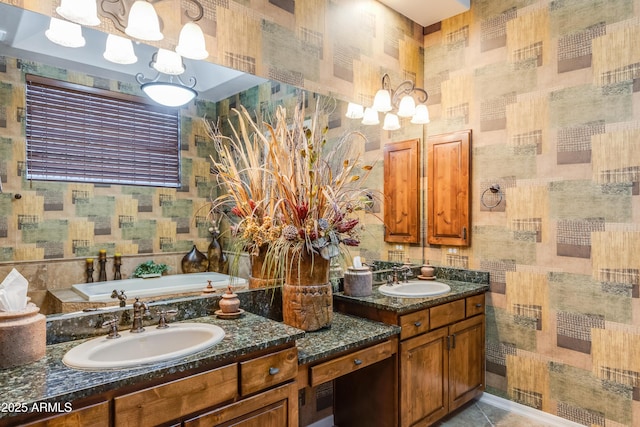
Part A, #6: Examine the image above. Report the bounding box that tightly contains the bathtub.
[71,272,247,302]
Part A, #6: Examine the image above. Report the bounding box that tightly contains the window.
[25,74,181,188]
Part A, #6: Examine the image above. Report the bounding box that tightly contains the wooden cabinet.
[21,401,110,427]
[335,293,485,427]
[427,130,471,246]
[183,382,297,427]
[384,138,420,243]
[399,297,485,426]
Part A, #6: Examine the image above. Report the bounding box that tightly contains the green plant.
[133,261,169,277]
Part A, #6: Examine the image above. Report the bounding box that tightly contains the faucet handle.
[156,309,178,329]
[102,315,120,339]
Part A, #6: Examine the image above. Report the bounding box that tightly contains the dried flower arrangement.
[205,97,376,283]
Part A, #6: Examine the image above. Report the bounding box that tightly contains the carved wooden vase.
[249,245,283,289]
[282,250,332,331]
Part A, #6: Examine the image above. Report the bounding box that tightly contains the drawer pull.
[268,367,280,375]
[353,359,363,366]
[414,321,422,327]
[475,303,482,308]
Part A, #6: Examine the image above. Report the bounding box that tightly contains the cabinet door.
[399,327,448,427]
[427,130,471,246]
[184,382,296,427]
[384,138,420,243]
[448,315,485,412]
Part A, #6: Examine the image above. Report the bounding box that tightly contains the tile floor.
[434,400,559,427]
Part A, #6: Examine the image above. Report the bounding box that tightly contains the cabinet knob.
[414,321,422,327]
[268,367,280,375]
[354,359,363,366]
[475,303,482,308]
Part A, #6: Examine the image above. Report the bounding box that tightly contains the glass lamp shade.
[103,34,137,64]
[345,102,364,119]
[125,1,163,41]
[153,49,185,75]
[372,89,392,112]
[361,107,380,125]
[382,113,401,131]
[411,104,430,124]
[397,95,416,117]
[45,18,85,48]
[141,82,197,107]
[56,0,100,26]
[175,22,209,60]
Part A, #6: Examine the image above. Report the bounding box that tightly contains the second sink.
[62,322,225,370]
[378,281,451,298]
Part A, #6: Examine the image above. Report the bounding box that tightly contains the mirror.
[0,3,381,316]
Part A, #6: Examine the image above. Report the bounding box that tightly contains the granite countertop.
[0,310,399,421]
[334,279,490,314]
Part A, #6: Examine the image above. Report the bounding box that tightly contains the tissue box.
[0,303,46,369]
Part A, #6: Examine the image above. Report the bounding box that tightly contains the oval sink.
[63,322,225,370]
[378,281,451,298]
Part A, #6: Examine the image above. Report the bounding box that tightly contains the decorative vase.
[282,250,332,331]
[218,285,241,313]
[420,263,435,279]
[181,245,208,274]
[249,245,283,289]
[207,231,228,274]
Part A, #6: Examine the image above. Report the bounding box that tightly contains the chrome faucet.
[131,298,150,333]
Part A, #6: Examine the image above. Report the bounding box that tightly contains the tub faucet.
[131,298,150,333]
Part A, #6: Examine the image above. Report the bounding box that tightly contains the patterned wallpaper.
[424,0,640,425]
[2,0,639,425]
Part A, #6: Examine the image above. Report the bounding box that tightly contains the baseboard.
[479,393,584,426]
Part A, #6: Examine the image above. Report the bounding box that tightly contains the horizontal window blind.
[25,74,181,188]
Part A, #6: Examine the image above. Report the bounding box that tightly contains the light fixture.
[45,17,86,48]
[361,107,380,125]
[57,0,100,26]
[136,49,197,107]
[349,73,430,130]
[103,34,138,64]
[125,0,163,41]
[98,0,207,53]
[345,102,364,119]
[176,22,208,60]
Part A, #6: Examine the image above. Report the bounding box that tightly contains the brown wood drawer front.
[114,363,238,427]
[240,347,298,396]
[466,294,485,317]
[430,299,466,330]
[310,339,395,387]
[22,401,110,427]
[399,309,430,340]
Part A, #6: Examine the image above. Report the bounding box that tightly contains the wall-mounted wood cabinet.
[384,138,420,244]
[427,130,471,246]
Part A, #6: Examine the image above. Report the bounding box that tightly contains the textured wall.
[424,0,640,425]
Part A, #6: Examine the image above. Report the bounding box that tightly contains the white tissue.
[353,256,362,269]
[0,268,29,312]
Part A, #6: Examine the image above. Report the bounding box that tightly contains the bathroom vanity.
[334,277,489,427]
[0,270,487,427]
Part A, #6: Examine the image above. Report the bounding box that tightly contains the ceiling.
[379,0,471,27]
[0,1,470,102]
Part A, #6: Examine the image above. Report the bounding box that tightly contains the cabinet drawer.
[240,347,298,396]
[399,309,429,340]
[430,299,465,330]
[310,339,395,387]
[114,363,238,427]
[466,294,485,317]
[23,401,109,427]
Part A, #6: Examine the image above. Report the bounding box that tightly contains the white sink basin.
[62,322,225,370]
[378,281,451,298]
